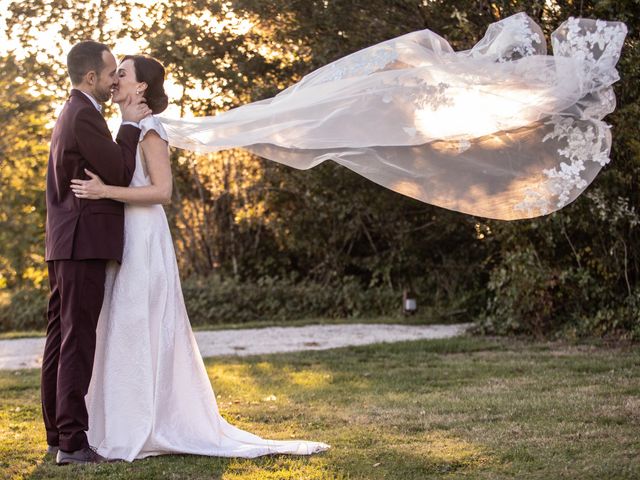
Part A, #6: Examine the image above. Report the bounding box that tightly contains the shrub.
[0,288,48,332]
[1,276,445,332]
[180,275,403,326]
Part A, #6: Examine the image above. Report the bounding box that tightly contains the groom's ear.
[85,70,97,86]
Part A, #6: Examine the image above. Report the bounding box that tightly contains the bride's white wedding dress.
[85,116,329,461]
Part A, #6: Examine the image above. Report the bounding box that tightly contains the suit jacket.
[45,89,141,262]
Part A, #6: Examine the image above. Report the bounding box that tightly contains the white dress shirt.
[79,90,139,128]
[80,90,102,112]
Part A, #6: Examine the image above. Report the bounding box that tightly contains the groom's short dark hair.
[67,41,110,86]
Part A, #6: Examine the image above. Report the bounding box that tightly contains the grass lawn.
[1,335,638,479]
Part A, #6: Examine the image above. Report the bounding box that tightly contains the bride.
[71,55,330,461]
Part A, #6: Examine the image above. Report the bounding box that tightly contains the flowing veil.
[159,13,627,220]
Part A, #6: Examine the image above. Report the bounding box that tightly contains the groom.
[43,40,151,465]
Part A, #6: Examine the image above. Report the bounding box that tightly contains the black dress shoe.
[56,446,108,465]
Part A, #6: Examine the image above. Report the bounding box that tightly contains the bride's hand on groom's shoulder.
[70,169,108,200]
[121,94,152,124]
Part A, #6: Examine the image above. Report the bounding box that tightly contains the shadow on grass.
[23,454,231,480]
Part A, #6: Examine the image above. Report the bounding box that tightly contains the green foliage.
[477,0,640,339]
[181,275,395,325]
[181,272,481,326]
[0,288,47,332]
[184,268,483,326]
[0,55,52,290]
[1,0,639,338]
[0,272,475,333]
[479,190,640,339]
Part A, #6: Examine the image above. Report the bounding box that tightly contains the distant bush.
[0,288,48,332]
[476,191,640,341]
[181,275,403,326]
[477,252,640,340]
[0,276,434,332]
[3,262,637,340]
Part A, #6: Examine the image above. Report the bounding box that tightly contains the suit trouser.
[41,259,106,452]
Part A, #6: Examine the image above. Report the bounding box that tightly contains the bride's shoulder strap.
[139,115,169,143]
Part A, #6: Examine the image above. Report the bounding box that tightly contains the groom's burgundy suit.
[43,89,140,452]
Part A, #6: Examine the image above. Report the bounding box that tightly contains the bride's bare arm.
[71,131,172,205]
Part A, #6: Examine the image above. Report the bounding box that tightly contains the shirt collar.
[79,91,102,113]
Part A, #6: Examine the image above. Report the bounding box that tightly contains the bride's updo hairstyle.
[123,54,169,114]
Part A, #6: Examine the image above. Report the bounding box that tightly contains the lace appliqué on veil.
[385,80,452,138]
[553,18,627,88]
[514,18,626,217]
[325,46,398,82]
[159,14,627,220]
[469,12,545,62]
[515,115,610,215]
[498,13,543,62]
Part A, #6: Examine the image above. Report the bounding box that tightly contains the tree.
[0,54,53,289]
[1,0,638,336]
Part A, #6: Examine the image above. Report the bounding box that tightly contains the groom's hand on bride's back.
[121,94,152,124]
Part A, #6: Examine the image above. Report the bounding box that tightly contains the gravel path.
[0,323,471,370]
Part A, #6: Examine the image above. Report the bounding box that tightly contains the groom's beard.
[94,85,112,104]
